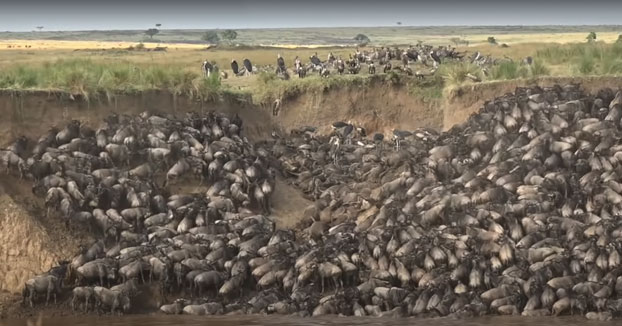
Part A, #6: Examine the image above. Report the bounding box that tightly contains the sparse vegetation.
[587,31,597,42]
[145,28,159,40]
[202,31,220,44]
[354,34,371,46]
[221,30,238,44]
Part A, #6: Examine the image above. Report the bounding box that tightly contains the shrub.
[439,62,484,86]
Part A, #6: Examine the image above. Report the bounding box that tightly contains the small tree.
[587,31,597,42]
[202,31,220,44]
[487,36,497,45]
[354,34,371,46]
[221,30,238,43]
[36,26,44,32]
[450,37,462,46]
[156,23,162,28]
[145,28,159,39]
[396,22,402,26]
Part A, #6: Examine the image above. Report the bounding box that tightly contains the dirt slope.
[275,83,442,136]
[0,175,92,317]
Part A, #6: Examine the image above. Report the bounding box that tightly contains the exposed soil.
[0,175,92,319]
[275,83,443,136]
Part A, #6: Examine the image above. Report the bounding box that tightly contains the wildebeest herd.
[4,83,622,320]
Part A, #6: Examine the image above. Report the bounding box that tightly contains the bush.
[439,62,484,86]
[587,31,597,42]
[202,31,220,44]
[487,36,497,44]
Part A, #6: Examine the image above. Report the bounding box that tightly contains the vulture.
[243,59,253,74]
[231,60,239,75]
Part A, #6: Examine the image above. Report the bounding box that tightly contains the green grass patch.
[490,61,529,80]
[0,58,223,101]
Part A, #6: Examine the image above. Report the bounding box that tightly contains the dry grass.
[2,28,622,101]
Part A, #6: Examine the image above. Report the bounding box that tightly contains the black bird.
[310,54,321,66]
[243,59,253,75]
[392,129,412,151]
[231,60,239,75]
[332,121,349,129]
[277,54,286,72]
[331,121,355,144]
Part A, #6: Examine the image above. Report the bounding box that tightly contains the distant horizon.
[2,0,622,32]
[3,24,622,33]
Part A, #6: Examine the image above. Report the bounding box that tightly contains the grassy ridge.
[1,42,622,104]
[0,59,222,101]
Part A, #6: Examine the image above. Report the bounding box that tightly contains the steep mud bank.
[1,76,621,318]
[0,175,92,318]
[443,76,622,129]
[274,83,443,135]
[0,91,272,147]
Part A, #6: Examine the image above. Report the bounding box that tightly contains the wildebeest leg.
[46,285,52,306]
[29,289,35,308]
[321,277,325,293]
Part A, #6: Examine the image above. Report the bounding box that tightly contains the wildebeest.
[23,275,61,307]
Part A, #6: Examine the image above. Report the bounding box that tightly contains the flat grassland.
[1,26,621,103]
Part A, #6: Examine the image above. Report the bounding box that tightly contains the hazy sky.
[1,0,621,31]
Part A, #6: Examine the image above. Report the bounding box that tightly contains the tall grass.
[490,61,529,80]
[252,71,377,104]
[529,59,550,77]
[535,42,622,76]
[438,62,484,87]
[0,58,222,100]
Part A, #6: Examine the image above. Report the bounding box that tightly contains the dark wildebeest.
[23,275,61,307]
